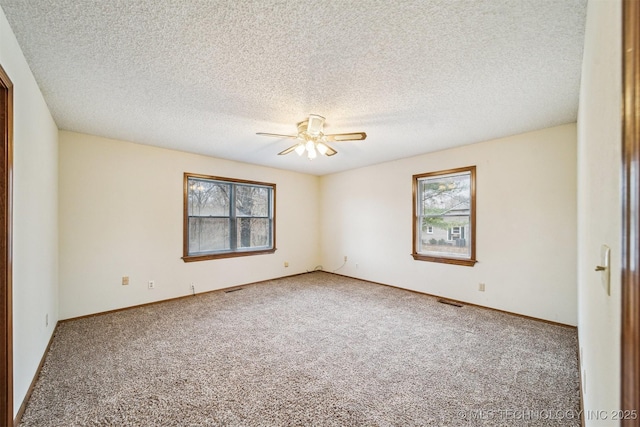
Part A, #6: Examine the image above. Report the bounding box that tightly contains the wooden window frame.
[412,166,477,267]
[182,173,276,262]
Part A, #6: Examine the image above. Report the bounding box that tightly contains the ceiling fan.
[256,114,367,159]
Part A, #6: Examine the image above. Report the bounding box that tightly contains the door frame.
[0,63,13,426]
[622,0,640,421]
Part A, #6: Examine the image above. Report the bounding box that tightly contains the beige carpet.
[19,272,580,426]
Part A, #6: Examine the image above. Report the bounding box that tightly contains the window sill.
[183,248,276,262]
[411,253,477,267]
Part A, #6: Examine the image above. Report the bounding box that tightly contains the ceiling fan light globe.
[294,144,305,156]
[305,140,315,151]
[307,148,317,159]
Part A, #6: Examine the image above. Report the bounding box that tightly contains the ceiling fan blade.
[324,132,367,142]
[324,144,338,156]
[307,114,325,136]
[277,144,300,155]
[256,132,298,139]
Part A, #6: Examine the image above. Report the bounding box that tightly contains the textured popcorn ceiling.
[0,0,587,175]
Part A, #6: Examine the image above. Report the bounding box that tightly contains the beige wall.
[577,0,621,423]
[61,124,579,326]
[320,124,577,325]
[58,131,321,319]
[0,6,59,417]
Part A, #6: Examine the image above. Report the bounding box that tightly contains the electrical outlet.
[344,256,348,262]
[148,280,155,289]
[45,313,48,327]
[190,283,195,295]
[122,276,129,286]
[284,261,289,267]
[479,283,485,292]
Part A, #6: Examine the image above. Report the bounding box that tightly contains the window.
[412,166,476,266]
[183,173,276,262]
[447,226,465,241]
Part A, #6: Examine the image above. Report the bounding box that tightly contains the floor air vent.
[438,299,463,307]
[224,288,244,293]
